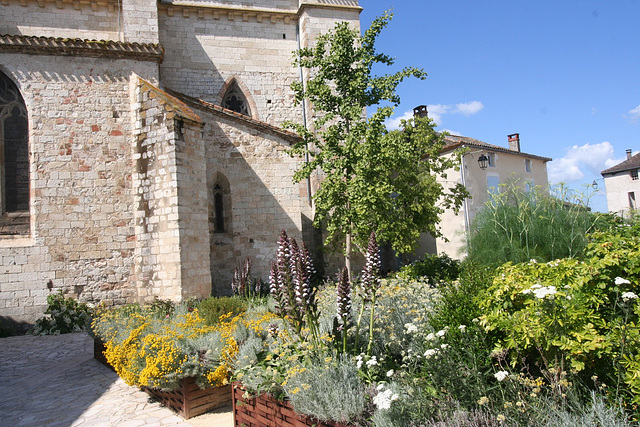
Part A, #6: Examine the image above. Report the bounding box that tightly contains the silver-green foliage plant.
[468,182,603,266]
[283,353,366,424]
[285,12,467,273]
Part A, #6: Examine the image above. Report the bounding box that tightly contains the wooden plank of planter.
[142,378,231,419]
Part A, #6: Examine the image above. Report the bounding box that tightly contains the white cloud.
[384,110,414,130]
[548,141,624,184]
[627,105,640,122]
[454,101,484,116]
[384,101,483,130]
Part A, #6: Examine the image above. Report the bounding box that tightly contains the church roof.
[601,152,640,175]
[166,89,301,143]
[0,34,163,63]
[441,134,552,162]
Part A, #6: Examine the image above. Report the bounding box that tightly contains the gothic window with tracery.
[0,71,30,235]
[221,82,250,116]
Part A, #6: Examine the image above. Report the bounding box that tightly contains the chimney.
[627,149,633,160]
[508,133,520,152]
[413,105,428,119]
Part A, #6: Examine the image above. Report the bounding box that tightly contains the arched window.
[221,82,250,117]
[0,71,29,235]
[210,173,231,235]
[213,184,225,233]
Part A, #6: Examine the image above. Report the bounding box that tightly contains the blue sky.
[359,1,640,212]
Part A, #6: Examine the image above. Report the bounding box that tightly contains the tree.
[285,12,467,275]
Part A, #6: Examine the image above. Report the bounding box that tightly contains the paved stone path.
[0,332,233,426]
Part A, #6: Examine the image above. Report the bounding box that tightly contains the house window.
[0,71,30,235]
[630,192,637,210]
[487,175,500,195]
[631,169,639,181]
[222,82,250,117]
[525,159,532,173]
[487,153,496,168]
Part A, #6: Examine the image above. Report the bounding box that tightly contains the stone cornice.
[158,1,298,23]
[0,0,118,11]
[158,0,361,22]
[0,35,164,63]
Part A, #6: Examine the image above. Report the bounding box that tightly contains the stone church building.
[0,0,362,323]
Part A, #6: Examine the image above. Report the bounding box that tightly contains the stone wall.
[199,108,310,294]
[0,0,121,41]
[158,6,302,127]
[0,54,158,322]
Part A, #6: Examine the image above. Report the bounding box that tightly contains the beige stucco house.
[418,128,552,259]
[601,149,640,217]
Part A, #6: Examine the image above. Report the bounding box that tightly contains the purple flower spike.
[360,232,381,301]
[336,267,352,326]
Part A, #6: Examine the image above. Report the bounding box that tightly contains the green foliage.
[479,225,640,412]
[468,182,604,267]
[29,290,93,335]
[395,253,461,285]
[426,260,493,333]
[285,12,467,263]
[198,296,248,326]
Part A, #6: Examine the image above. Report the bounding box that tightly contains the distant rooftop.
[601,151,640,176]
[441,134,552,163]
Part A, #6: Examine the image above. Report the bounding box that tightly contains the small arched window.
[213,184,224,233]
[0,71,30,235]
[221,82,250,116]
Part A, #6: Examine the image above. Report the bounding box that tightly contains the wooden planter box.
[94,338,231,419]
[93,338,115,372]
[142,378,231,419]
[233,383,351,427]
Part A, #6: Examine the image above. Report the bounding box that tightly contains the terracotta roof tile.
[0,34,163,63]
[441,134,552,162]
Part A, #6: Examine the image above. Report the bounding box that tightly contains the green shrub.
[198,296,248,325]
[479,225,640,412]
[29,290,93,335]
[395,253,460,285]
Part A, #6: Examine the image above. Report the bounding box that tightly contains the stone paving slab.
[0,332,233,426]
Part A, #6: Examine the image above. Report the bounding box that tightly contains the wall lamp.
[477,154,489,170]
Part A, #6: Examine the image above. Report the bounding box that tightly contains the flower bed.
[232,384,350,427]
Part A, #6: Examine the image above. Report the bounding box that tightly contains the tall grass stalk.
[469,181,602,266]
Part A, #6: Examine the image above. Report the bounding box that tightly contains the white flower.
[529,259,537,264]
[622,292,638,302]
[532,285,557,299]
[373,388,399,410]
[530,284,542,289]
[404,323,418,333]
[356,360,363,369]
[386,369,394,377]
[494,371,509,382]
[436,329,446,337]
[425,333,435,341]
[376,383,385,391]
[458,325,466,332]
[440,344,449,350]
[424,349,438,359]
[366,356,378,367]
[521,288,532,295]
[615,277,631,285]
